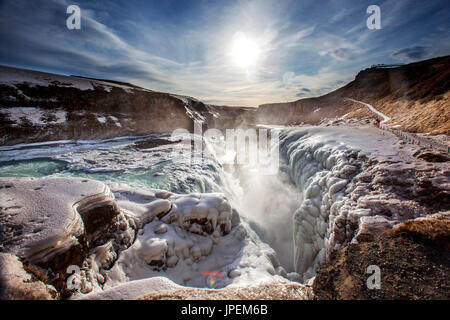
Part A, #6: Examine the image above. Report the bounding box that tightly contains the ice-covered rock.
[76,276,182,300]
[0,177,135,297]
[279,126,450,281]
[160,193,232,236]
[57,182,282,297]
[0,177,118,265]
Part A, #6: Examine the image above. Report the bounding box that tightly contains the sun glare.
[231,32,260,69]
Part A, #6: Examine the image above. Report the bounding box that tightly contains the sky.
[0,0,449,107]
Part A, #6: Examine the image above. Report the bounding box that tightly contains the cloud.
[0,0,175,87]
[0,0,448,107]
[278,26,316,48]
[392,46,430,62]
[328,48,350,60]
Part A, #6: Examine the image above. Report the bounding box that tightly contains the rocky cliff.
[0,66,256,146]
[257,55,450,135]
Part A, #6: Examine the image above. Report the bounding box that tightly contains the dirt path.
[346,98,390,124]
[346,98,449,155]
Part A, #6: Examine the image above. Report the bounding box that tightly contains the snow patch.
[108,116,122,127]
[97,115,107,124]
[0,66,94,90]
[0,107,66,126]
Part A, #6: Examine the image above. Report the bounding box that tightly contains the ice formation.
[0,177,116,264]
[0,124,448,299]
[100,183,282,294]
[0,175,284,299]
[278,126,449,281]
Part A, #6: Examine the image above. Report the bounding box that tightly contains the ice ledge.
[0,177,118,264]
[279,126,449,281]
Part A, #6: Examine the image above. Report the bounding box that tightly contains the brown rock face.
[416,152,449,163]
[0,178,123,297]
[256,55,450,134]
[78,200,121,245]
[0,83,191,145]
[313,212,450,300]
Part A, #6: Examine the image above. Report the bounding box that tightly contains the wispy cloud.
[392,46,430,62]
[0,0,448,107]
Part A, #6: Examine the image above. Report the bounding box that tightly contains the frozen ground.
[0,123,448,298]
[0,177,114,264]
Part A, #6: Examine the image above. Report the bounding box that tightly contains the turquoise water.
[56,166,177,191]
[0,134,231,196]
[0,158,69,178]
[0,158,182,191]
[0,153,223,195]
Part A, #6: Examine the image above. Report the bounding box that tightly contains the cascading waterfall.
[204,130,301,273]
[1,125,409,288]
[211,125,393,282]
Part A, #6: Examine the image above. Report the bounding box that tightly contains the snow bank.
[0,66,138,93]
[98,183,282,293]
[0,66,94,90]
[77,277,182,300]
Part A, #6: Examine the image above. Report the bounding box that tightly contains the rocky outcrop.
[206,105,257,129]
[313,212,450,300]
[0,66,197,145]
[0,177,125,297]
[0,253,57,300]
[0,66,257,146]
[279,126,450,282]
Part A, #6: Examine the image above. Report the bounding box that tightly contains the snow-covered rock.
[0,177,283,299]
[279,126,450,281]
[97,183,282,294]
[0,253,57,300]
[0,177,118,265]
[77,276,182,300]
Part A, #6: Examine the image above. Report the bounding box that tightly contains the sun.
[231,32,260,69]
